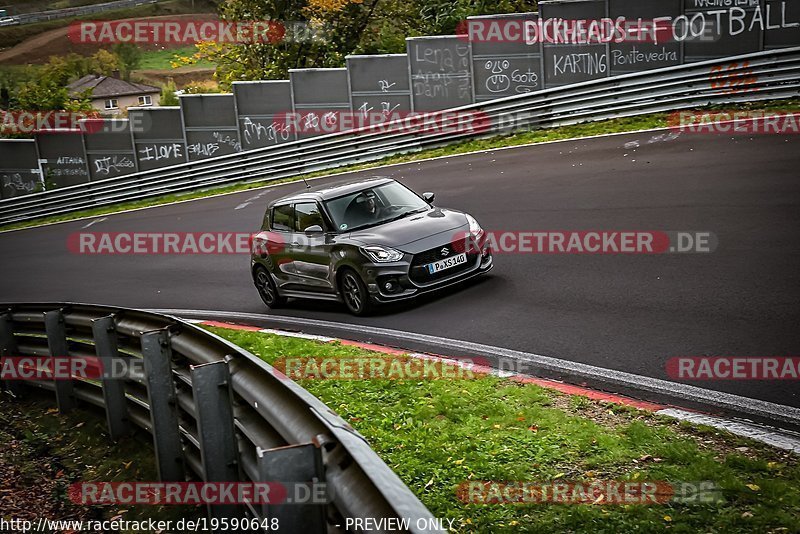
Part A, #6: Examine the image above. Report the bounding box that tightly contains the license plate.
[426,252,467,274]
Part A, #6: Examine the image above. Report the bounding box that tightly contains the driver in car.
[342,190,386,228]
[354,191,383,220]
[364,191,379,217]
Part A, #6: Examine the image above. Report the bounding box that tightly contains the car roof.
[270,176,395,205]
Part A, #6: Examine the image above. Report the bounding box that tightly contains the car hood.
[346,208,469,253]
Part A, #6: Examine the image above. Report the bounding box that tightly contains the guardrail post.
[141,329,185,481]
[92,315,131,441]
[0,310,24,396]
[257,443,327,533]
[44,309,75,412]
[190,360,242,521]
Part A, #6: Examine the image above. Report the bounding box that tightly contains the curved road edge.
[150,308,800,452]
[0,124,677,235]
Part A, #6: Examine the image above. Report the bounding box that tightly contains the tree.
[90,49,122,77]
[8,53,107,113]
[160,79,180,105]
[13,82,70,111]
[13,81,93,112]
[112,43,143,80]
[36,51,120,87]
[40,54,88,86]
[178,0,383,88]
[177,0,539,87]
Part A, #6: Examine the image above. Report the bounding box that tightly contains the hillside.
[0,12,217,65]
[0,0,216,50]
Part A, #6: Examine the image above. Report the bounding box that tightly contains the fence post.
[92,315,131,441]
[141,329,185,481]
[44,309,75,412]
[190,359,242,520]
[257,443,327,533]
[0,310,24,396]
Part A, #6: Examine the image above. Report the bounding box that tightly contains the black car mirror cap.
[422,192,435,203]
[304,225,324,235]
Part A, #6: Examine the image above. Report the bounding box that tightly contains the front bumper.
[363,247,493,303]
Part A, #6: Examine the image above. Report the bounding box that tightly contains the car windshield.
[324,181,430,232]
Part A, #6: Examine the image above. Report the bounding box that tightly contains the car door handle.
[291,241,301,246]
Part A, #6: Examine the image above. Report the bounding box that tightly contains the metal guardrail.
[0,303,442,533]
[1,46,798,226]
[8,0,158,25]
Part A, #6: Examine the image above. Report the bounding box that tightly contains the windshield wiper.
[344,221,381,232]
[382,206,429,225]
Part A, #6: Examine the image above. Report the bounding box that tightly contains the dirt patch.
[546,390,799,467]
[3,0,119,16]
[0,420,86,524]
[133,66,215,88]
[0,394,97,524]
[0,391,203,526]
[0,13,218,65]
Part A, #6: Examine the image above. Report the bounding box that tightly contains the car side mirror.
[422,192,435,203]
[304,224,324,235]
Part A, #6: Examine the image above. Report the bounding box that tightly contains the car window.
[294,202,325,232]
[324,181,429,232]
[271,204,293,232]
[379,183,418,207]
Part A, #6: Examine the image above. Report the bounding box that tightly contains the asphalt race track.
[1,129,798,408]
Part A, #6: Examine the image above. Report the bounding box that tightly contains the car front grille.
[409,243,479,285]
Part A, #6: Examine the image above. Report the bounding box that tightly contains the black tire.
[338,268,372,316]
[254,266,287,309]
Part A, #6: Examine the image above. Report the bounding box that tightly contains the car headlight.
[465,213,484,240]
[361,245,404,263]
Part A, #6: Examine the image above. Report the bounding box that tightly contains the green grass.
[2,98,798,232]
[137,45,216,70]
[205,326,800,533]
